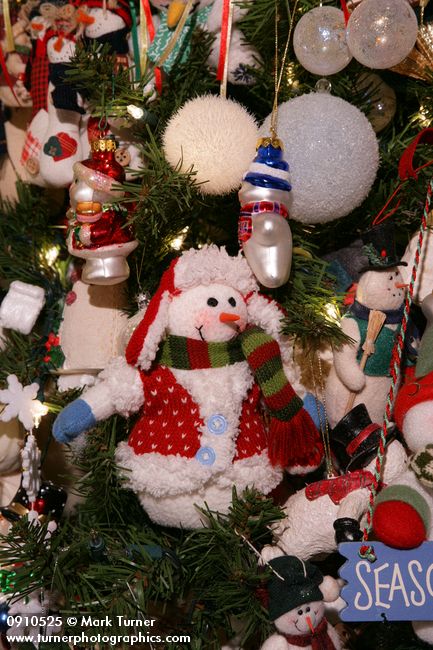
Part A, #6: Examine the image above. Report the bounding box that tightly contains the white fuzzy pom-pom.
[163,94,259,195]
[261,92,379,223]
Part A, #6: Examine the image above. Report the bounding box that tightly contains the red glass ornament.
[34,498,46,514]
[82,137,125,183]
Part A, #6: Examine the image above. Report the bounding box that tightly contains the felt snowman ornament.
[325,222,408,427]
[67,135,138,285]
[260,555,342,650]
[261,404,408,562]
[24,0,92,188]
[147,0,259,84]
[53,245,324,528]
[80,0,132,64]
[0,8,36,196]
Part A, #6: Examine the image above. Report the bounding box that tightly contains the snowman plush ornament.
[261,555,342,650]
[261,405,408,562]
[53,245,323,528]
[325,222,408,426]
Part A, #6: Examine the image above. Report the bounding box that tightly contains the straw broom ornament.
[344,309,387,414]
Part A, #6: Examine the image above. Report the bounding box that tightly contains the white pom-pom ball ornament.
[293,6,352,76]
[163,95,259,195]
[261,90,379,224]
[346,0,418,70]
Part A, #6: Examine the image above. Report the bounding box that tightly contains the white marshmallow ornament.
[261,555,342,650]
[325,222,408,427]
[0,281,45,335]
[163,95,259,195]
[53,245,324,528]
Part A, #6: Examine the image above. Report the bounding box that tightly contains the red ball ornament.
[81,136,125,184]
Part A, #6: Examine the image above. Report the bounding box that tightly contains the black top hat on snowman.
[331,404,394,472]
[361,221,407,271]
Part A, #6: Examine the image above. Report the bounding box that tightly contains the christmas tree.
[0,0,432,647]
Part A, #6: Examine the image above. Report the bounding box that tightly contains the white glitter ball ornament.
[346,0,418,69]
[261,92,379,224]
[293,6,352,76]
[162,95,259,195]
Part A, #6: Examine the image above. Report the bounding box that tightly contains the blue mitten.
[53,399,96,443]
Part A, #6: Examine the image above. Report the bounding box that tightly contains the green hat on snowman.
[267,556,324,621]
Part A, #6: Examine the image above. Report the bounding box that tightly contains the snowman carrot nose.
[219,313,240,323]
[395,282,409,289]
[306,616,315,634]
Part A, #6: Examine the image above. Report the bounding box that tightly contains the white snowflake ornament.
[0,375,48,430]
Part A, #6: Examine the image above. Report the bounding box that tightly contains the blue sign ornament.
[339,541,433,622]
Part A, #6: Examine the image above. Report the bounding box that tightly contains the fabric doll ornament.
[53,245,323,528]
[80,0,132,64]
[260,555,342,650]
[261,404,408,562]
[147,0,259,84]
[67,135,138,285]
[325,221,408,427]
[24,0,89,187]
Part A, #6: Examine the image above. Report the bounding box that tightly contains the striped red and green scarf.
[158,326,323,469]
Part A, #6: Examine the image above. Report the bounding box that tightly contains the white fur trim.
[175,245,257,295]
[246,292,283,339]
[115,442,281,527]
[136,291,171,370]
[98,356,144,416]
[83,357,143,420]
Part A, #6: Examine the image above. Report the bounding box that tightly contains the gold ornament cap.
[256,136,283,150]
[91,136,117,152]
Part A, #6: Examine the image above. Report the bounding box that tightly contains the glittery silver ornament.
[293,6,352,76]
[261,92,379,224]
[346,0,418,69]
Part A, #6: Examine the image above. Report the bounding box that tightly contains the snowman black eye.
[297,609,303,616]
[228,297,236,307]
[306,606,310,613]
[207,297,218,307]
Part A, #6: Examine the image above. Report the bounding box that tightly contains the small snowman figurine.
[325,222,408,426]
[67,135,138,285]
[238,137,293,288]
[261,555,342,650]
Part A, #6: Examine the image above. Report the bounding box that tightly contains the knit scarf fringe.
[158,326,323,470]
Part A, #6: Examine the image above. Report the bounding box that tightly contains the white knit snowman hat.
[125,245,291,370]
